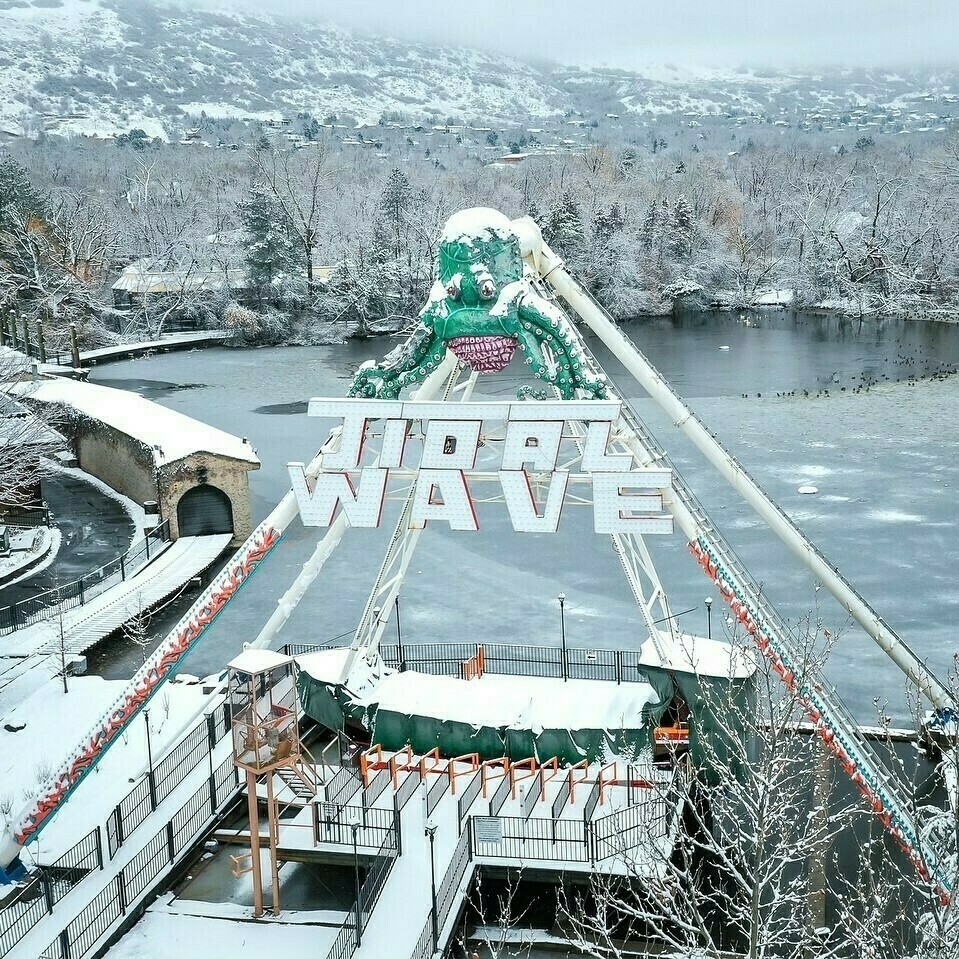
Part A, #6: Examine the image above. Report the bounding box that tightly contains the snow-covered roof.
[639,633,755,679]
[228,648,293,674]
[112,259,248,294]
[8,378,259,467]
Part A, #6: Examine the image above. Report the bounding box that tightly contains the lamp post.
[350,819,363,946]
[144,709,157,809]
[395,595,405,671]
[705,597,712,641]
[425,821,438,951]
[558,592,567,681]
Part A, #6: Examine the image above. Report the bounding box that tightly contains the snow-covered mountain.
[0,0,955,139]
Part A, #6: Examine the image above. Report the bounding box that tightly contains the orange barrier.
[460,645,486,680]
[567,760,589,803]
[481,757,510,798]
[360,744,386,787]
[509,757,538,799]
[419,748,444,780]
[388,745,414,788]
[538,757,560,800]
[448,753,480,794]
[599,761,618,805]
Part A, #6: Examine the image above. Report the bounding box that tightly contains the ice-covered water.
[86,311,959,721]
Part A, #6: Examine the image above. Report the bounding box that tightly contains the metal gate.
[176,484,233,536]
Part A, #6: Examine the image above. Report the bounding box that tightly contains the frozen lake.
[87,311,959,722]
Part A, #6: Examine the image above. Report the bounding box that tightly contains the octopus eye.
[446,276,462,300]
[479,279,496,300]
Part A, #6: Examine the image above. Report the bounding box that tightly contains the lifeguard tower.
[228,647,315,916]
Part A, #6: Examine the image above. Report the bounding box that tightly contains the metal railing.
[0,521,171,636]
[435,827,473,938]
[37,752,238,959]
[313,805,398,851]
[106,702,230,859]
[0,505,51,529]
[457,770,483,831]
[325,765,363,807]
[425,768,449,818]
[488,773,511,817]
[0,828,101,958]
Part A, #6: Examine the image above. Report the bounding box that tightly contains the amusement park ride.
[1,208,956,905]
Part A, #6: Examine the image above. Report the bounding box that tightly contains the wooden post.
[0,313,6,347]
[10,314,19,350]
[36,320,46,364]
[21,316,31,358]
[247,768,264,918]
[266,773,281,917]
[69,323,81,370]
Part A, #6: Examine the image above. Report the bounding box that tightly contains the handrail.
[481,757,510,798]
[0,520,171,635]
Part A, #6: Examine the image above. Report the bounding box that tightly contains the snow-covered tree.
[558,628,854,959]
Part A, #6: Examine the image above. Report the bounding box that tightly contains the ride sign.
[289,399,673,535]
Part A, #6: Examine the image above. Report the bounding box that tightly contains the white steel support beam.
[250,352,460,655]
[514,219,953,711]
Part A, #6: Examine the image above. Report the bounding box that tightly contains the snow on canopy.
[8,378,259,467]
[440,207,517,246]
[297,650,658,731]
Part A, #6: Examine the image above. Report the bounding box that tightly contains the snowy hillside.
[0,0,570,137]
[0,0,955,139]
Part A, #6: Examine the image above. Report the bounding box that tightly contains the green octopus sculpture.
[348,208,608,400]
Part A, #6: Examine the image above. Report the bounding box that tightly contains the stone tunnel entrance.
[176,484,234,537]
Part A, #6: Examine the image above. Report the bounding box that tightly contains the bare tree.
[250,144,334,293]
[0,362,60,510]
[558,629,853,959]
[459,867,532,959]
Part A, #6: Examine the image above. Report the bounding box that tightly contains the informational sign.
[289,399,673,535]
[474,816,503,844]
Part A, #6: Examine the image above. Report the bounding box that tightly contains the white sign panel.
[474,817,503,844]
[290,400,673,535]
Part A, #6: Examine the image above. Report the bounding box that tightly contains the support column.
[266,772,281,917]
[246,769,264,918]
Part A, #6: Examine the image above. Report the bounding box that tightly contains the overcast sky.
[197,0,958,69]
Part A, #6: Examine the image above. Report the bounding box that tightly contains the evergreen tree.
[239,189,304,306]
[669,194,695,259]
[0,154,44,236]
[544,190,584,255]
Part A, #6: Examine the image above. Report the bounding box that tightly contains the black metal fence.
[362,767,390,810]
[37,754,238,959]
[470,798,672,866]
[0,505,51,529]
[0,828,102,958]
[286,640,650,686]
[312,804,398,851]
[0,521,171,636]
[434,827,473,943]
[457,770,483,832]
[489,773,511,817]
[425,769,449,818]
[394,768,420,811]
[107,702,231,859]
[325,765,363,808]
[321,813,402,959]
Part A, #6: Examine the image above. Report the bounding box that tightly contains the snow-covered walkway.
[0,533,231,707]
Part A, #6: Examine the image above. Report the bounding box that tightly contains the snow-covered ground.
[0,527,60,588]
[2,673,217,864]
[103,907,337,959]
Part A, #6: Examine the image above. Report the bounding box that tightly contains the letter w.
[288,464,388,527]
